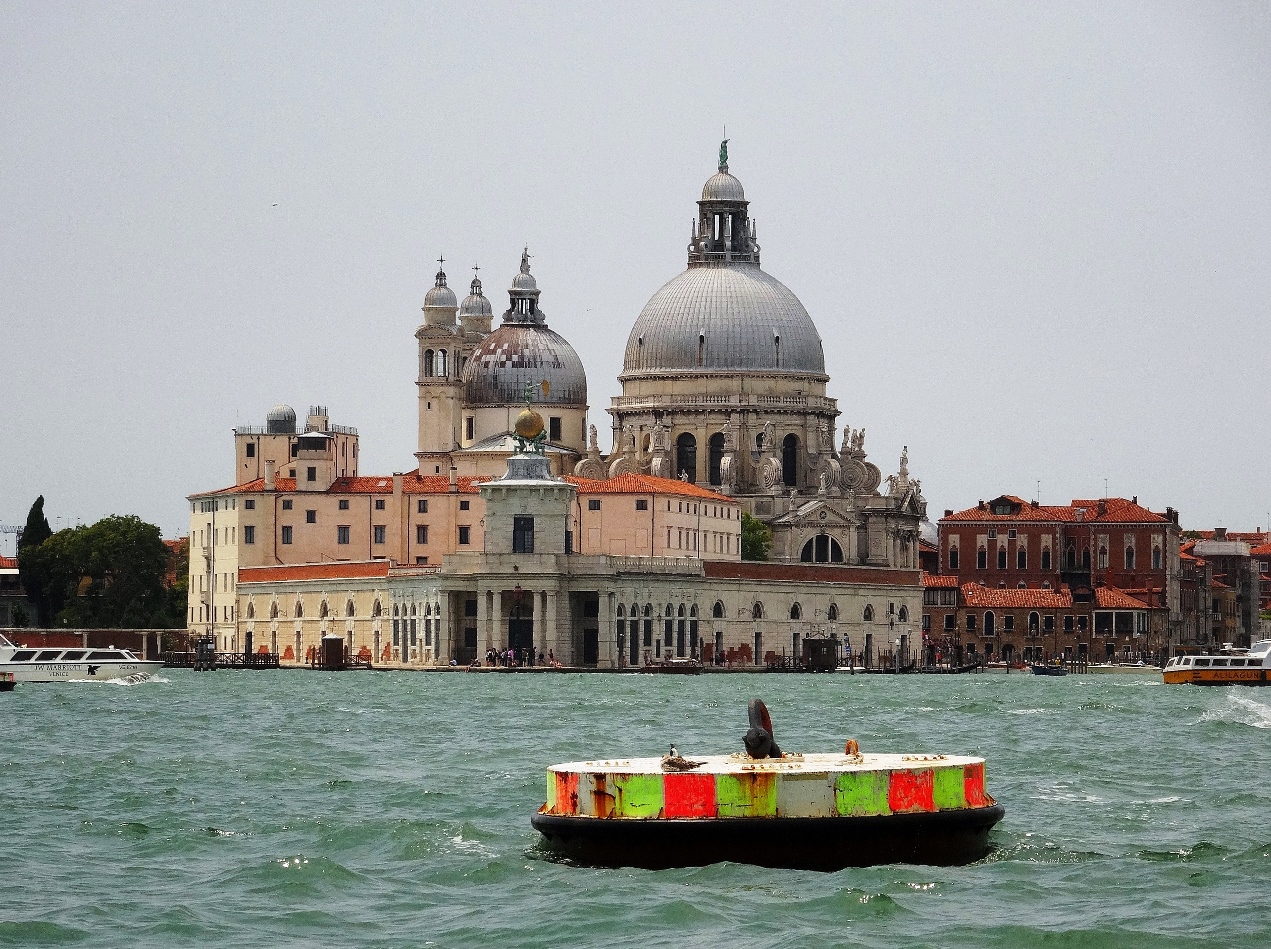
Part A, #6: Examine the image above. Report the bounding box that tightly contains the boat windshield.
[0,633,15,649]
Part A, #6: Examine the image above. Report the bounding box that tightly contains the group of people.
[470,646,564,670]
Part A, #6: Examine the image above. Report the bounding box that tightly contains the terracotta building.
[928,494,1183,660]
[921,573,1153,664]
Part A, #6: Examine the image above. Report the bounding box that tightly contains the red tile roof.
[195,472,489,498]
[1250,543,1271,558]
[959,583,1072,608]
[239,561,390,584]
[195,471,734,503]
[941,495,1170,525]
[0,555,17,570]
[922,572,959,588]
[1093,586,1149,609]
[565,473,734,502]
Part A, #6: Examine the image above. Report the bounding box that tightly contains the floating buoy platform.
[531,701,1004,870]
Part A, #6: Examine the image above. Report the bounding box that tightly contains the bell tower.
[416,259,464,469]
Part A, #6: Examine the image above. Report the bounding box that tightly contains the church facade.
[186,147,924,669]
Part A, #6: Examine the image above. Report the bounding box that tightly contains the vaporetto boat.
[0,632,163,683]
[1163,640,1271,686]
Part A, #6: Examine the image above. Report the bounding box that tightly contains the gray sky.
[3,1,1269,551]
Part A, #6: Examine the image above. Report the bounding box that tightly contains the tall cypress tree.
[17,495,53,626]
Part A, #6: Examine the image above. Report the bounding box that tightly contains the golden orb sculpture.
[514,407,545,440]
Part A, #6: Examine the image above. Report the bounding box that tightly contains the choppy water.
[2,669,1269,948]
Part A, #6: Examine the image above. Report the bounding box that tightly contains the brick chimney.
[264,459,276,492]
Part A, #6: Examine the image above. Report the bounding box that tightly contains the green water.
[2,670,1269,948]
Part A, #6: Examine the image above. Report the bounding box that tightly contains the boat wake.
[1200,691,1271,729]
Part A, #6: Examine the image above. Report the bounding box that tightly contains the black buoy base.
[531,804,1005,871]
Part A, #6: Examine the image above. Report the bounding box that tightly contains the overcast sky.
[3,1,1269,551]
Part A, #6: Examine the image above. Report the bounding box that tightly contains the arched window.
[708,432,725,486]
[1125,547,1135,570]
[781,434,799,487]
[827,603,839,621]
[678,603,686,617]
[898,606,909,622]
[978,547,988,569]
[789,603,802,620]
[997,547,1007,570]
[345,600,355,618]
[410,604,417,617]
[425,602,432,617]
[423,349,434,376]
[1098,545,1108,569]
[800,535,844,563]
[949,546,960,570]
[393,604,399,617]
[1082,547,1091,569]
[435,349,447,378]
[712,601,725,619]
[1028,611,1040,632]
[1066,545,1076,569]
[690,604,698,618]
[616,604,625,618]
[1041,548,1051,571]
[1017,549,1027,570]
[1017,582,1026,589]
[319,600,329,619]
[1152,545,1161,570]
[246,601,255,619]
[676,432,697,483]
[294,601,304,618]
[270,601,279,620]
[863,605,875,622]
[752,602,764,620]
[372,599,382,618]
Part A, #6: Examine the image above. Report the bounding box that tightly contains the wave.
[1199,691,1271,729]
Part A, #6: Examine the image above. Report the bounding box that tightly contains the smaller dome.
[511,271,537,291]
[702,170,744,202]
[424,268,457,309]
[266,404,297,434]
[460,275,493,317]
[514,407,545,439]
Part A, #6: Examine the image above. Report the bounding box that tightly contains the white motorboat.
[0,632,163,683]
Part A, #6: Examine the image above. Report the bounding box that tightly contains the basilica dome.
[622,158,825,378]
[460,251,588,406]
[623,265,824,376]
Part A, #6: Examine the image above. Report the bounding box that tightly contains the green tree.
[17,495,53,625]
[740,511,772,561]
[22,515,184,629]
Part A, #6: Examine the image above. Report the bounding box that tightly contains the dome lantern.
[690,141,758,267]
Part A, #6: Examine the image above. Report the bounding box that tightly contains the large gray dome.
[622,264,826,376]
[461,324,588,406]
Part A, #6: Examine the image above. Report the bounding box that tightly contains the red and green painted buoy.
[531,701,1004,870]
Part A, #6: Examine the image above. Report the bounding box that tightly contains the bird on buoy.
[661,743,705,772]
